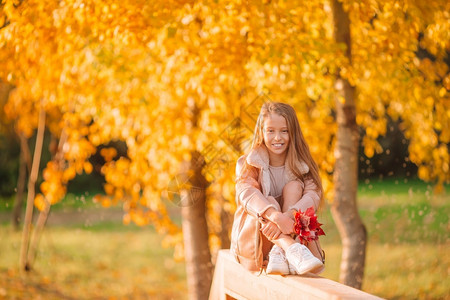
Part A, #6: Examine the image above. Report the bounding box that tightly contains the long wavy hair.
[241,102,324,206]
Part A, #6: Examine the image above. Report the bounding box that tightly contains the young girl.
[230,101,325,275]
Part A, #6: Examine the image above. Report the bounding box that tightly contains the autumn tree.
[330,0,367,288]
[329,0,449,287]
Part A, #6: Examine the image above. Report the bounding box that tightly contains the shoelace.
[289,246,305,263]
[269,249,286,262]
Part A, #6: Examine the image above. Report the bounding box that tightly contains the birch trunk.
[27,131,67,268]
[181,151,213,300]
[19,107,46,271]
[331,0,367,289]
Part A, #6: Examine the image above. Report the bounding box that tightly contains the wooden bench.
[209,250,384,300]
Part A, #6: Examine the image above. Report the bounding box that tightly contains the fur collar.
[246,145,309,197]
[246,145,309,174]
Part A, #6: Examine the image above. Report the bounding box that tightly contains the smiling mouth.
[272,143,284,147]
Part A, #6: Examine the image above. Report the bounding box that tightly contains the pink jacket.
[230,145,320,271]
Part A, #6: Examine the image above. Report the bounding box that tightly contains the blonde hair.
[242,102,324,207]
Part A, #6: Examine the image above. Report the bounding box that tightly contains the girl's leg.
[271,234,295,250]
[275,181,324,274]
[281,180,324,266]
[264,186,302,251]
[264,196,294,274]
[281,180,303,213]
[262,196,284,255]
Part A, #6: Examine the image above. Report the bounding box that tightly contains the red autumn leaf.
[293,206,325,244]
[307,206,315,214]
[309,216,319,230]
[316,227,325,236]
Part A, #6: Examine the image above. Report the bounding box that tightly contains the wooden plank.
[209,250,384,300]
[210,248,226,300]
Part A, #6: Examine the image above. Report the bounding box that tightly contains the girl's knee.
[283,180,303,197]
[281,181,304,212]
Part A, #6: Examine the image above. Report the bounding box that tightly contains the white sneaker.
[266,245,289,275]
[289,261,325,275]
[288,260,297,275]
[311,264,325,275]
[286,243,324,275]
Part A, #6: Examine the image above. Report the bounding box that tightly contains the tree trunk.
[219,194,231,249]
[0,81,25,230]
[27,198,50,267]
[12,134,32,230]
[27,131,68,268]
[331,0,367,289]
[181,151,213,300]
[19,106,46,272]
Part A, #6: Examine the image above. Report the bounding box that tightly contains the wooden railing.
[209,249,384,300]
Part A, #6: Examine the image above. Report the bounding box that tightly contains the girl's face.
[263,113,290,159]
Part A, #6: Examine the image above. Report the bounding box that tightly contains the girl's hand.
[283,210,296,221]
[260,221,282,240]
[273,212,295,235]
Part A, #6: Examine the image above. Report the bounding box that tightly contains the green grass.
[318,177,450,299]
[0,224,186,299]
[321,242,450,299]
[357,177,450,207]
[0,191,104,212]
[0,178,449,299]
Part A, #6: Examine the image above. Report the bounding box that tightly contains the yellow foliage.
[104,183,115,195]
[1,0,449,256]
[34,194,47,212]
[100,147,117,162]
[84,161,93,174]
[101,197,111,208]
[122,213,131,225]
[129,210,148,227]
[92,194,102,204]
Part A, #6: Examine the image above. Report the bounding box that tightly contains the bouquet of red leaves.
[293,207,325,244]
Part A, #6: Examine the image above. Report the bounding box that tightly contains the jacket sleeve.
[290,177,321,212]
[235,156,279,218]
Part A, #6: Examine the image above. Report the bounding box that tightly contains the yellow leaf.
[84,161,93,174]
